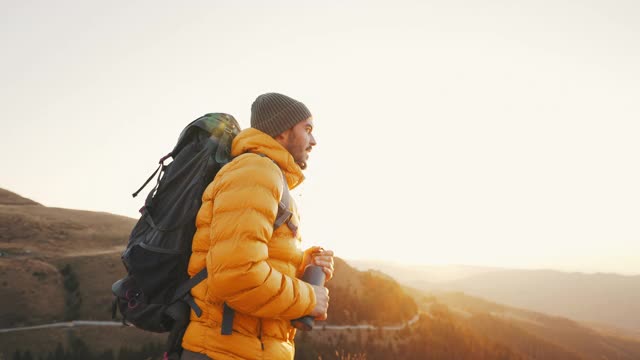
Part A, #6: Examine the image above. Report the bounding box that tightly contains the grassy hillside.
[0,198,135,258]
[0,188,420,359]
[322,258,418,326]
[0,189,166,359]
[3,187,640,360]
[352,259,640,334]
[296,312,526,360]
[440,269,640,333]
[1,326,166,359]
[0,188,135,328]
[430,291,640,360]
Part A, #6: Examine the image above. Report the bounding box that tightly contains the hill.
[352,260,640,334]
[3,188,640,360]
[439,269,640,333]
[321,258,418,326]
[0,188,42,206]
[0,188,420,359]
[0,188,136,329]
[429,291,640,360]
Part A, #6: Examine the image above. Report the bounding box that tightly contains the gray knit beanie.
[250,93,312,137]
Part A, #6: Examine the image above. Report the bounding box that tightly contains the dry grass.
[0,258,65,327]
[0,188,41,206]
[51,252,127,320]
[0,189,134,329]
[0,203,135,257]
[0,189,162,358]
[0,325,166,356]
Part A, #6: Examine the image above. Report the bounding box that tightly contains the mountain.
[352,260,640,334]
[0,187,136,328]
[438,269,640,333]
[0,188,42,206]
[428,291,640,360]
[0,188,160,358]
[322,258,418,326]
[2,188,640,360]
[299,287,640,360]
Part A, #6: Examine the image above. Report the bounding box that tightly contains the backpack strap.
[173,268,207,303]
[258,153,296,232]
[132,153,172,198]
[274,174,293,230]
[221,302,235,335]
[172,268,207,317]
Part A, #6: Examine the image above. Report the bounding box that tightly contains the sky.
[1,0,639,274]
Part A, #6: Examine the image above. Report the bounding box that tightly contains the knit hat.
[250,93,312,137]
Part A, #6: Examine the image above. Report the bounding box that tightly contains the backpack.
[110,113,295,359]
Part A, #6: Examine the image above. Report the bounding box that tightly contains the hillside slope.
[352,259,640,334]
[3,188,640,360]
[1,188,421,359]
[440,269,640,333]
[0,188,135,328]
[428,291,640,360]
[0,188,42,206]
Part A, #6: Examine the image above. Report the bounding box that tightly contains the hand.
[310,284,329,320]
[312,249,334,283]
[299,247,335,282]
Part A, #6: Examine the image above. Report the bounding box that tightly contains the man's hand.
[310,284,329,320]
[313,249,334,282]
[300,247,335,282]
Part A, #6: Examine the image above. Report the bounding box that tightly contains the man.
[181,93,334,360]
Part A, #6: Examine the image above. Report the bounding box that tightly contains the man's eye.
[306,128,312,133]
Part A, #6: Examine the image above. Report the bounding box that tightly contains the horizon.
[2,1,639,275]
[345,256,640,277]
[4,182,639,277]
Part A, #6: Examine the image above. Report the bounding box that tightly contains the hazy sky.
[2,0,638,274]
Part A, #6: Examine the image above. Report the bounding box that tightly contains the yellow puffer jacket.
[181,128,316,360]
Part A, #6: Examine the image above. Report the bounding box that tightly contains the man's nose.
[310,134,317,146]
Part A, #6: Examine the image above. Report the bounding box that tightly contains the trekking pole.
[291,265,326,331]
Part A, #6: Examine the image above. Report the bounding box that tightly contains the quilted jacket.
[181,128,316,359]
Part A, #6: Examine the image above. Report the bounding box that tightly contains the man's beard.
[286,135,308,170]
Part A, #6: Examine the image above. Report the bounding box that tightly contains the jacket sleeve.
[205,155,316,319]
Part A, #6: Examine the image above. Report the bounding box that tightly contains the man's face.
[277,117,317,170]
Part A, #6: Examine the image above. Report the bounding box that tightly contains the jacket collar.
[231,128,305,189]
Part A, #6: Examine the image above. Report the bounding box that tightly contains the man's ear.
[274,129,290,143]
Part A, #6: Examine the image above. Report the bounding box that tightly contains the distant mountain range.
[349,259,640,335]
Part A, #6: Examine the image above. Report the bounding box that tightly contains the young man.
[181,93,334,360]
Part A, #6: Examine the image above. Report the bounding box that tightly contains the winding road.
[0,320,124,333]
[0,314,421,334]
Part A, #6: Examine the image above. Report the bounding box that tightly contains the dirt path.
[0,314,421,334]
[322,313,420,331]
[61,246,124,258]
[0,320,124,333]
